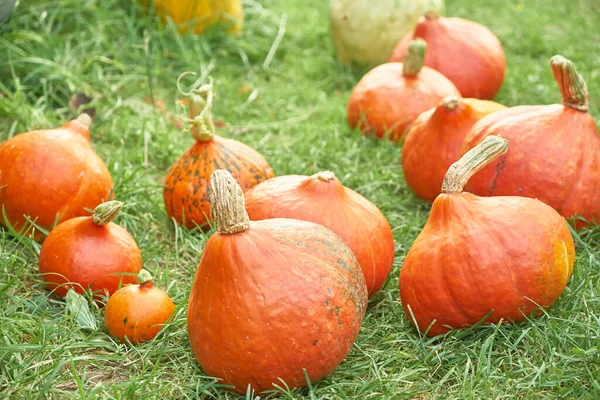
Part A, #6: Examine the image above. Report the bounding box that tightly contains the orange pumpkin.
[0,114,114,240]
[39,201,142,299]
[389,12,506,99]
[104,269,175,344]
[187,170,368,394]
[244,171,395,297]
[463,55,600,228]
[400,136,575,337]
[163,79,274,229]
[347,39,461,141]
[402,96,506,201]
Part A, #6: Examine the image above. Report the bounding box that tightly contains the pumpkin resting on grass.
[244,171,395,297]
[347,39,460,141]
[39,201,142,300]
[400,136,575,337]
[187,170,368,394]
[163,79,274,230]
[104,269,175,344]
[389,11,506,99]
[463,55,600,228]
[402,96,506,201]
[0,114,114,240]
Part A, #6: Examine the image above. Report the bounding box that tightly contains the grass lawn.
[1,0,600,398]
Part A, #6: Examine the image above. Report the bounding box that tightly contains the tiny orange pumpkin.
[104,269,175,344]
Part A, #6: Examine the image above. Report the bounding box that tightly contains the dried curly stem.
[208,170,250,234]
[92,201,123,226]
[403,39,427,77]
[178,74,216,141]
[550,55,589,112]
[442,136,508,194]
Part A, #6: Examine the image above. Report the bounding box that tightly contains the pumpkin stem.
[424,10,440,20]
[403,39,427,77]
[92,200,123,226]
[316,171,336,182]
[550,55,589,112]
[443,96,460,111]
[75,113,92,127]
[184,77,216,142]
[208,170,250,235]
[442,136,508,194]
[136,269,153,287]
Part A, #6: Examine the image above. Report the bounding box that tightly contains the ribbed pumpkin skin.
[390,16,506,99]
[463,105,600,227]
[39,217,142,299]
[104,281,175,344]
[0,119,114,240]
[187,219,368,394]
[244,174,395,297]
[163,135,274,229]
[400,193,575,337]
[402,98,506,201]
[347,63,460,141]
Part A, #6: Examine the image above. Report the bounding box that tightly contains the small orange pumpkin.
[0,114,114,240]
[399,136,575,337]
[39,201,142,299]
[104,269,175,344]
[244,171,395,297]
[402,96,506,201]
[163,79,274,229]
[187,170,367,394]
[347,39,461,141]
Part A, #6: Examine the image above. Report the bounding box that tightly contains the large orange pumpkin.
[187,170,368,394]
[163,79,274,229]
[463,55,600,228]
[389,12,506,99]
[39,201,142,299]
[244,171,395,297]
[0,114,114,240]
[347,39,460,141]
[400,136,575,337]
[402,96,506,201]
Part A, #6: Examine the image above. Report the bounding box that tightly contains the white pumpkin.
[330,0,444,66]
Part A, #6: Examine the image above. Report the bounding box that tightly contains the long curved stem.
[442,136,508,194]
[550,55,589,112]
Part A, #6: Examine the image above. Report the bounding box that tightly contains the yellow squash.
[144,0,243,34]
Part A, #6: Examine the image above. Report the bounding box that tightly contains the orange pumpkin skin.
[400,193,575,336]
[0,115,114,240]
[402,97,506,201]
[188,171,367,394]
[163,135,274,229]
[389,14,506,100]
[188,220,367,394]
[39,209,142,299]
[463,57,600,228]
[104,272,175,344]
[347,62,460,141]
[244,172,395,297]
[399,137,575,337]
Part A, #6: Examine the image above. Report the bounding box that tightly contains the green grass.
[1,0,600,398]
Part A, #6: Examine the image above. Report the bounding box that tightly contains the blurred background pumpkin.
[141,0,243,35]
